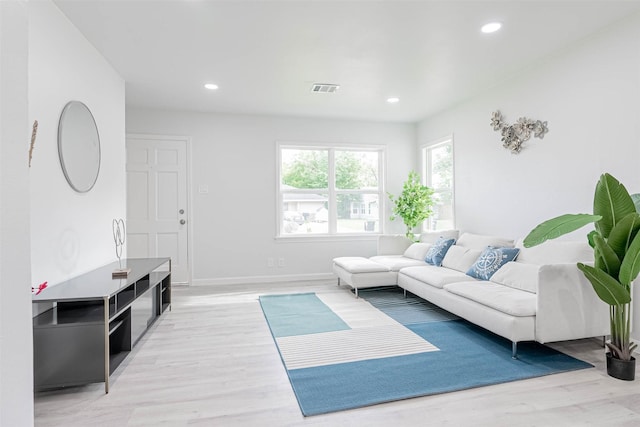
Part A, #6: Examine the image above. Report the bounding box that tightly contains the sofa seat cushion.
[444,281,536,317]
[333,257,390,273]
[369,255,426,271]
[399,265,472,289]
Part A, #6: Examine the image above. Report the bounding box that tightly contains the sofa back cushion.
[456,232,514,250]
[419,229,459,244]
[442,246,482,273]
[425,237,456,266]
[377,234,413,255]
[515,238,593,264]
[403,243,432,261]
[490,261,539,294]
[466,246,520,280]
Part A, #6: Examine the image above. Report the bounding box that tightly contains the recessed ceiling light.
[387,97,400,104]
[204,83,219,90]
[481,22,502,34]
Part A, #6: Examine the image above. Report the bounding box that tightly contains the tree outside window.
[422,139,454,231]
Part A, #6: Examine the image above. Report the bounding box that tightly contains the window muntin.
[279,145,383,236]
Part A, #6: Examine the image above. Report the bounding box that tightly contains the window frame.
[420,135,455,232]
[276,142,386,240]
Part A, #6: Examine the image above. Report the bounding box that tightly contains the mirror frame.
[57,101,101,193]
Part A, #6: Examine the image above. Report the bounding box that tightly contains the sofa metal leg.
[512,342,518,359]
[403,288,407,298]
[355,287,359,298]
[337,278,340,286]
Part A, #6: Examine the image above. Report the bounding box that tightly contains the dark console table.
[32,258,171,393]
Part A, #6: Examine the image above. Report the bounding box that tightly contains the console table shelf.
[32,258,171,393]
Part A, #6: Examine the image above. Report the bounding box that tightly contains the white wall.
[29,0,126,287]
[419,14,640,239]
[0,1,33,425]
[126,109,415,283]
[417,14,640,340]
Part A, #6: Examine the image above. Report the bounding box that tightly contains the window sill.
[275,234,380,243]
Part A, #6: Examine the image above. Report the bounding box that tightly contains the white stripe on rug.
[314,293,402,329]
[276,296,439,370]
[277,325,438,369]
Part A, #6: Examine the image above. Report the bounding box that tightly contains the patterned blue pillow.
[424,237,456,266]
[466,246,520,280]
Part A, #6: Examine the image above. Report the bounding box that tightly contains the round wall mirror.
[58,101,101,193]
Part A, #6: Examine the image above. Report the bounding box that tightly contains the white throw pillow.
[490,261,540,293]
[419,229,459,244]
[442,245,482,273]
[456,232,514,250]
[403,243,432,261]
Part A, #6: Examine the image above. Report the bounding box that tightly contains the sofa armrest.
[535,263,609,343]
[377,235,413,256]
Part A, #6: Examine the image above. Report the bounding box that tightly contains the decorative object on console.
[29,120,38,167]
[490,110,548,154]
[112,218,130,278]
[388,171,435,241]
[31,281,47,295]
[524,173,640,380]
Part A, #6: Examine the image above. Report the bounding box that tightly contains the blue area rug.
[259,287,592,416]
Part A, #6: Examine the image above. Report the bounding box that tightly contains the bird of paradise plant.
[524,173,640,362]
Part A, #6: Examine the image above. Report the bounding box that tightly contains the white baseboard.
[191,272,337,286]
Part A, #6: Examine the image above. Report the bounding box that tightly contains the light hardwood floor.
[35,281,640,426]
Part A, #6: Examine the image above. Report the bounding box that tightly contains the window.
[278,144,384,237]
[422,137,454,231]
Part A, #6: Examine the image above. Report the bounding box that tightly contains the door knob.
[180,219,186,225]
[179,209,185,214]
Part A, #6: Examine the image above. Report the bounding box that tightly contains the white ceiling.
[53,0,640,123]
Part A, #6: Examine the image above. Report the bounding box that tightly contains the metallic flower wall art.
[491,110,548,154]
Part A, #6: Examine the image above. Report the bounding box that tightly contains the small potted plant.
[524,173,639,380]
[388,171,435,241]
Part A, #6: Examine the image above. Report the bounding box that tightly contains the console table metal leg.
[104,297,110,394]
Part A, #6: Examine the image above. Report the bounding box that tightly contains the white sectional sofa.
[332,231,609,357]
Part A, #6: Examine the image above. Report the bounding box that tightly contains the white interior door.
[126,135,190,283]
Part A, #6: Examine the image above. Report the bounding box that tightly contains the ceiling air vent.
[311,83,340,93]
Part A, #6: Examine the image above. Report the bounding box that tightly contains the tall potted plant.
[524,173,639,380]
[388,171,435,241]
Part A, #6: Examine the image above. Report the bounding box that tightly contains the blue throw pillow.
[466,246,520,280]
[424,237,456,266]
